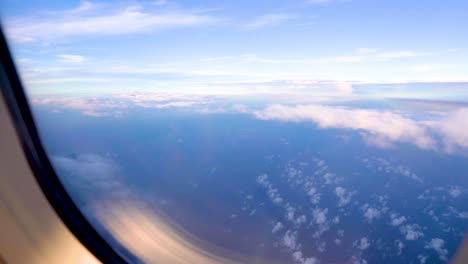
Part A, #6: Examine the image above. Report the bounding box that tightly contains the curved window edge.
[0,27,129,264]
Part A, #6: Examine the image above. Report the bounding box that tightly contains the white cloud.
[52,154,123,193]
[7,3,217,43]
[410,64,455,72]
[399,224,424,240]
[448,186,463,198]
[395,240,404,255]
[32,97,128,117]
[390,213,406,226]
[418,255,428,264]
[32,92,213,116]
[253,104,436,149]
[428,108,468,152]
[282,230,299,251]
[257,174,284,205]
[363,206,381,223]
[295,215,307,226]
[57,54,86,63]
[334,186,353,207]
[376,51,429,60]
[361,157,422,182]
[220,80,353,96]
[308,187,321,205]
[356,48,379,54]
[272,222,284,233]
[244,14,297,30]
[354,237,370,250]
[311,208,330,238]
[292,251,319,264]
[312,208,328,225]
[425,238,448,261]
[323,172,342,185]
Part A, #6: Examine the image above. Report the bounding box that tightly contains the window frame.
[0,27,129,264]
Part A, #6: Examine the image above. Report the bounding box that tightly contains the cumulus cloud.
[282,230,299,251]
[272,222,284,233]
[311,208,330,238]
[362,205,381,223]
[257,174,284,205]
[399,224,424,240]
[395,240,404,255]
[448,186,463,198]
[312,208,328,225]
[253,104,436,149]
[425,238,448,261]
[390,213,406,226]
[361,157,422,182]
[292,251,319,264]
[335,186,353,207]
[354,237,370,250]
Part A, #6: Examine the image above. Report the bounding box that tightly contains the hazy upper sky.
[1,0,467,96]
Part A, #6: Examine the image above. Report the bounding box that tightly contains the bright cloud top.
[31,92,468,154]
[253,104,436,149]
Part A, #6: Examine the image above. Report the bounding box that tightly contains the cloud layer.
[254,104,436,149]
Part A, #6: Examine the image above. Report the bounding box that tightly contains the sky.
[1,0,468,96]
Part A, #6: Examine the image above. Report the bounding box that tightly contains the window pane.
[2,1,468,263]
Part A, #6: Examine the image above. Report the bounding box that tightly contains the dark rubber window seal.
[0,27,129,264]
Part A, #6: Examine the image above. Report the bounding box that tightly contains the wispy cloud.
[7,2,218,43]
[356,48,379,54]
[409,64,455,72]
[52,153,242,264]
[57,54,86,63]
[243,14,297,30]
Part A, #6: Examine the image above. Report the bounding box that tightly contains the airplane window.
[1,1,468,263]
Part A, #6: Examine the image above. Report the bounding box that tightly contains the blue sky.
[1,0,468,96]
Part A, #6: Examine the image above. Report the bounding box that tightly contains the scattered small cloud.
[395,240,405,255]
[272,222,284,233]
[57,54,86,63]
[354,237,370,250]
[335,186,354,207]
[425,238,448,261]
[390,213,406,226]
[399,224,424,240]
[362,205,381,223]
